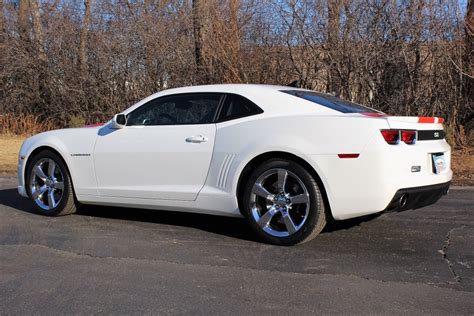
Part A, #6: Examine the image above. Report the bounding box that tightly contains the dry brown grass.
[451,148,474,186]
[0,135,25,176]
[0,134,472,185]
[0,114,55,136]
[0,115,54,176]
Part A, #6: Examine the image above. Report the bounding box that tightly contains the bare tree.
[28,0,51,110]
[79,0,91,79]
[464,0,474,131]
[326,0,342,96]
[193,0,208,84]
[29,0,46,64]
[18,0,29,44]
[0,0,4,38]
[0,0,471,145]
[0,0,5,103]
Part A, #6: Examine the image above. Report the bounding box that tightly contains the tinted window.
[217,94,263,122]
[127,93,222,126]
[281,90,379,113]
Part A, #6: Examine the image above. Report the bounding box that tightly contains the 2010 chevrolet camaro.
[17,84,452,245]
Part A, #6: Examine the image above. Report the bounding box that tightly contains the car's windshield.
[281,90,380,114]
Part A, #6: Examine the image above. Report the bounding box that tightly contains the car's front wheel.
[242,159,326,245]
[26,150,78,216]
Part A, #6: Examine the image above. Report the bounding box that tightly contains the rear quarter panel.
[205,115,390,216]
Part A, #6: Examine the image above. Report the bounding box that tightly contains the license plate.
[432,153,446,174]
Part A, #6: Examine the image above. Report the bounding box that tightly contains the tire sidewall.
[242,159,324,246]
[26,151,72,216]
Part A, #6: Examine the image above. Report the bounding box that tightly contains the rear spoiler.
[359,113,444,124]
[417,117,444,124]
[359,112,444,124]
[392,116,445,124]
[381,116,444,124]
[382,116,445,131]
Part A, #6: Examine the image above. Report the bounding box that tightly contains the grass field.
[451,147,474,186]
[1,134,472,185]
[0,135,24,176]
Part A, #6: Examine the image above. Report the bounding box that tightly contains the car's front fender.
[18,128,100,197]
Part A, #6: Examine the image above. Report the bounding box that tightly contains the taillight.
[401,130,416,144]
[381,130,417,145]
[381,130,399,145]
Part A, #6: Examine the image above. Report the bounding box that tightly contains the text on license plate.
[432,153,446,174]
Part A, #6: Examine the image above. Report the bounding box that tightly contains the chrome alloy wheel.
[29,158,65,210]
[249,168,310,237]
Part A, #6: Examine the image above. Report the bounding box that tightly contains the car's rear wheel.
[26,150,78,216]
[242,159,326,245]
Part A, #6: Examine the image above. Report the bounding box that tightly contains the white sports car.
[17,84,452,245]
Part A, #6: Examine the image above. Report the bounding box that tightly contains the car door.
[93,93,223,201]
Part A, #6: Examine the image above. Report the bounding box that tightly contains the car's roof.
[124,84,342,117]
[160,84,305,94]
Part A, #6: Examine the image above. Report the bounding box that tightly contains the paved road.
[0,177,473,314]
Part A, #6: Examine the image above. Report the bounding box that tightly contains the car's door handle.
[185,135,208,143]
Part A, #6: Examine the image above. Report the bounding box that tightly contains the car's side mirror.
[112,113,127,129]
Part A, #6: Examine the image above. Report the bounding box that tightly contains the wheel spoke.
[32,185,47,200]
[277,169,288,193]
[47,159,56,177]
[291,194,309,205]
[282,212,297,234]
[29,158,65,210]
[34,165,47,181]
[53,181,64,191]
[249,168,312,238]
[252,183,275,201]
[47,190,57,208]
[257,206,279,228]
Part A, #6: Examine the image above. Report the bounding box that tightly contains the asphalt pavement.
[0,176,473,314]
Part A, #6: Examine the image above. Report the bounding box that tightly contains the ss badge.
[411,166,421,172]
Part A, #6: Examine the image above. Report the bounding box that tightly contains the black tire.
[26,150,78,216]
[242,159,326,246]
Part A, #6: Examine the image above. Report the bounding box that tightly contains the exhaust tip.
[399,194,408,208]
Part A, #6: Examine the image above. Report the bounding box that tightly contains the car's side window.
[217,94,263,122]
[126,93,223,126]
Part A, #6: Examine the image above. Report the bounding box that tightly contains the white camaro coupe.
[17,84,452,245]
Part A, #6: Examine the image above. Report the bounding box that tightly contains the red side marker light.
[338,153,360,159]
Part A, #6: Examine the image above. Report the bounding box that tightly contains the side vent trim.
[217,154,236,189]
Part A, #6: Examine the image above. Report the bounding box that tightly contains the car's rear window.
[280,90,379,113]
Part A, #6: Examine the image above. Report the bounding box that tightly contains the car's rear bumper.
[307,137,452,220]
[384,181,450,212]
